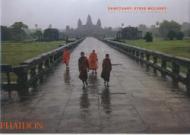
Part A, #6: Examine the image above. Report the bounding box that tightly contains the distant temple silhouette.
[65,15,110,38]
[76,15,103,37]
[64,15,142,39]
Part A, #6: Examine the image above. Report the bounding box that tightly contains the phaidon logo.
[0,121,44,130]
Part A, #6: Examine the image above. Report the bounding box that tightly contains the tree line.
[139,20,190,41]
[1,20,190,42]
[117,20,190,42]
[1,22,66,42]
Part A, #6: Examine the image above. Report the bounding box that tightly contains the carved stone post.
[54,53,58,64]
[140,52,144,66]
[161,60,167,78]
[14,65,29,99]
[136,51,139,62]
[172,61,180,86]
[45,58,50,72]
[128,49,131,57]
[153,56,158,74]
[186,68,190,95]
[146,54,150,70]
[132,50,135,59]
[38,62,44,83]
[51,55,55,66]
[49,55,54,67]
[30,66,37,88]
[6,72,11,98]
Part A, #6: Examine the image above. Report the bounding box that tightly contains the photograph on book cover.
[0,0,190,133]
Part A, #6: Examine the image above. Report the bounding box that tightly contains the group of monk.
[62,48,112,88]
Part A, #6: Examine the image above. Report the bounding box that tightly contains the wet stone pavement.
[1,37,190,133]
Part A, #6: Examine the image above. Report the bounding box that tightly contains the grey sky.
[1,0,190,29]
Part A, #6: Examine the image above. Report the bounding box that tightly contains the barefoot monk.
[78,52,89,87]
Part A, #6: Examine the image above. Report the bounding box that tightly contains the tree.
[167,30,176,40]
[181,22,190,30]
[144,32,153,42]
[167,30,184,40]
[159,20,181,39]
[186,30,190,37]
[43,28,59,41]
[1,26,12,41]
[32,30,43,41]
[10,22,28,41]
[176,31,184,40]
[121,27,142,40]
[181,22,190,37]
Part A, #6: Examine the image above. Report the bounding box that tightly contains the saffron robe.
[89,52,98,70]
[62,49,70,65]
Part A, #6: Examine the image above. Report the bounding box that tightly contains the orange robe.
[89,52,98,70]
[62,49,70,65]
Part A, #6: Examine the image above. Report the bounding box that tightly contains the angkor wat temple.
[65,15,115,38]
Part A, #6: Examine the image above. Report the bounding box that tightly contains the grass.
[1,40,65,82]
[121,39,190,59]
[120,39,190,74]
[1,41,65,66]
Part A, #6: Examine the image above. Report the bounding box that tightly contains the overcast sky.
[1,0,190,29]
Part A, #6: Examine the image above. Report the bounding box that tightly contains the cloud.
[1,0,190,29]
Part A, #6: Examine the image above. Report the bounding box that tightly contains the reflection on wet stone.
[88,73,97,86]
[80,89,90,111]
[101,88,112,114]
[64,69,71,84]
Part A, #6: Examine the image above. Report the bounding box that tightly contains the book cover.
[1,0,190,133]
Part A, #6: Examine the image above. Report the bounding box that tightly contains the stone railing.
[102,39,190,95]
[1,39,84,99]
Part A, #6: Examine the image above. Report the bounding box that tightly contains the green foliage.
[144,32,153,42]
[1,41,65,65]
[32,30,43,41]
[123,39,190,59]
[1,26,12,41]
[10,22,28,29]
[1,22,64,42]
[159,20,181,39]
[184,29,190,37]
[1,22,29,41]
[167,30,184,40]
[10,22,28,41]
[43,28,59,41]
[167,30,176,40]
[120,27,142,40]
[181,22,190,37]
[176,32,184,40]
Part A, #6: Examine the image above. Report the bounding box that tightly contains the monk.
[88,50,98,74]
[78,52,89,87]
[62,48,70,69]
[101,54,112,87]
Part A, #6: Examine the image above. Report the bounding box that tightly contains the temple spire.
[78,18,82,28]
[86,15,93,26]
[96,18,102,27]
